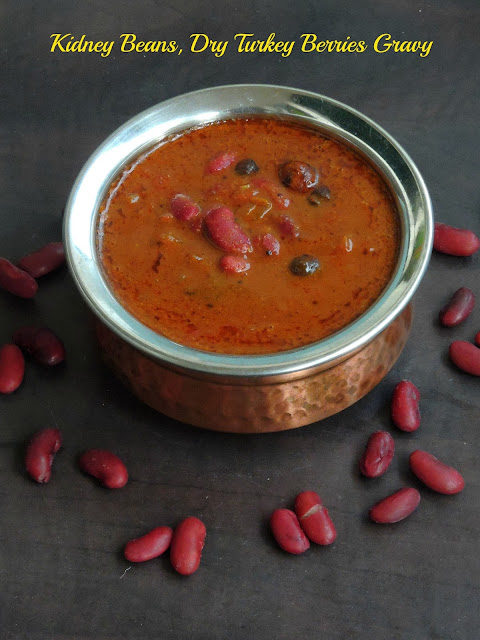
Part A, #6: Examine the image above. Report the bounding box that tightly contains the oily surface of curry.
[98,118,399,354]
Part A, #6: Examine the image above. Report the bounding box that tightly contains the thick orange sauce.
[98,118,399,354]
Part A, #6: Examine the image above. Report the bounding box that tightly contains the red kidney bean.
[25,427,62,483]
[170,516,206,575]
[294,491,336,545]
[391,380,421,432]
[254,233,280,256]
[278,161,318,192]
[449,340,480,376]
[475,331,480,347]
[206,151,236,173]
[219,255,250,274]
[124,526,173,562]
[0,344,25,394]
[439,287,475,327]
[13,326,65,366]
[270,508,310,554]
[17,242,65,278]
[359,431,395,478]
[78,449,128,489]
[276,215,299,238]
[433,222,480,256]
[205,207,252,254]
[170,194,200,221]
[0,258,38,298]
[369,488,421,523]
[409,450,464,495]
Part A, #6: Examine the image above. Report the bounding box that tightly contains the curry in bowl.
[97,118,399,355]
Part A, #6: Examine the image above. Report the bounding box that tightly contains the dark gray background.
[1,1,479,639]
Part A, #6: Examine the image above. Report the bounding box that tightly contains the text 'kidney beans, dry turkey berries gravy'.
[97,118,399,354]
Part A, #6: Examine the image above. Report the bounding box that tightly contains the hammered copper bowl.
[64,85,433,433]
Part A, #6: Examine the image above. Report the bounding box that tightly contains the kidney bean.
[0,344,25,394]
[369,488,421,523]
[17,242,65,278]
[270,508,310,554]
[433,222,480,256]
[205,207,252,254]
[294,491,336,545]
[25,427,62,483]
[206,151,236,173]
[13,326,65,366]
[276,215,299,238]
[409,450,464,495]
[219,255,250,274]
[78,449,128,489]
[170,194,200,221]
[290,254,320,276]
[254,233,280,256]
[235,158,259,175]
[124,526,173,562]
[391,380,420,432]
[449,340,480,376]
[278,161,318,192]
[359,431,395,478]
[170,516,206,575]
[0,258,38,298]
[439,287,475,327]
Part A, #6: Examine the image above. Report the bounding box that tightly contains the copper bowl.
[64,85,433,433]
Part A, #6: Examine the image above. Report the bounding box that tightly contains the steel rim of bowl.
[64,84,433,379]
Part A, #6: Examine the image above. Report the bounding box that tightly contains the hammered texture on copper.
[95,305,412,433]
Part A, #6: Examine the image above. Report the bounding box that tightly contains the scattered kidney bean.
[219,255,250,274]
[433,222,480,256]
[17,242,65,278]
[0,344,25,394]
[270,508,310,554]
[0,258,38,298]
[78,449,128,489]
[25,427,62,483]
[13,326,65,366]
[359,431,395,478]
[439,287,475,327]
[369,488,421,524]
[449,340,480,376]
[391,380,421,432]
[409,450,465,495]
[308,186,331,205]
[276,215,299,238]
[235,158,259,175]
[294,491,336,545]
[278,161,318,192]
[170,194,200,221]
[124,526,173,562]
[290,254,320,276]
[206,151,236,173]
[205,207,252,254]
[254,233,280,256]
[170,516,206,575]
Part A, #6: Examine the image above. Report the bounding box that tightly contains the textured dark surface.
[1,2,479,639]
